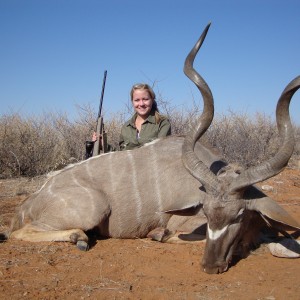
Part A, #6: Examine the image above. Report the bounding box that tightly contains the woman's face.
[132,89,153,118]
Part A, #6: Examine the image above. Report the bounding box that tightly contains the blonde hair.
[130,83,162,124]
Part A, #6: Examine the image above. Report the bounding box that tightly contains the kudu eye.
[217,167,228,177]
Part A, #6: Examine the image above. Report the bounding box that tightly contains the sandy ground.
[0,168,299,300]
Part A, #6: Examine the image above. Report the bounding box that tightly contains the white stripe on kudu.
[150,145,164,225]
[107,153,122,236]
[207,224,228,240]
[127,151,142,225]
[71,169,93,200]
[85,159,94,183]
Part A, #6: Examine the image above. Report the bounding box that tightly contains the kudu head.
[178,23,300,274]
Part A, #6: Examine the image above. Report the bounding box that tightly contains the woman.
[119,83,171,150]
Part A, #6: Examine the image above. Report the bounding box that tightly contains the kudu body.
[7,23,300,274]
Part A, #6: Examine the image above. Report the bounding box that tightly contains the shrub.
[0,101,298,178]
[205,112,280,167]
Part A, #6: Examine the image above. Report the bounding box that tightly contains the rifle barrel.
[98,70,107,119]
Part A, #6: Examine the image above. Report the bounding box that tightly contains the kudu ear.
[162,193,205,216]
[163,204,203,216]
[246,197,300,230]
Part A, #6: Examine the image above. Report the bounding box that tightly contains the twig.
[10,151,21,177]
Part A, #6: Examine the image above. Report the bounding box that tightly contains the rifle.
[85,70,108,159]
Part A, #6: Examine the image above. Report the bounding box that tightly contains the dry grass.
[0,176,47,198]
[0,98,299,178]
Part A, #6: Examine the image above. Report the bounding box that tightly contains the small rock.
[273,180,284,184]
[261,185,274,192]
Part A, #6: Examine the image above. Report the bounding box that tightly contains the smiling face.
[132,89,154,119]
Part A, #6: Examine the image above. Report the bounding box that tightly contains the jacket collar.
[126,112,156,128]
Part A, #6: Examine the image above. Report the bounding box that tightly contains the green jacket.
[119,112,171,150]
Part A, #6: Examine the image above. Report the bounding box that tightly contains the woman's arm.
[158,118,171,137]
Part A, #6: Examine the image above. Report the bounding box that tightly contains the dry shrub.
[205,112,280,168]
[0,113,64,177]
[104,112,126,150]
[290,124,300,166]
[0,106,95,178]
[0,101,299,178]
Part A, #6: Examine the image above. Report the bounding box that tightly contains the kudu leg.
[148,215,207,244]
[10,224,89,250]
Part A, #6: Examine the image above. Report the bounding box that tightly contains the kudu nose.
[203,263,229,274]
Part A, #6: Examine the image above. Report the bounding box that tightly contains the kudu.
[6,23,300,274]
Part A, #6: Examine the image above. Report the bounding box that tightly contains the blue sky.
[1,0,299,124]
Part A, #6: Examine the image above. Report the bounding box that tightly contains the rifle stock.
[92,117,101,156]
[92,116,108,156]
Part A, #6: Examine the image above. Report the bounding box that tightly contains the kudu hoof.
[76,240,89,251]
[147,227,174,242]
[268,238,300,258]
